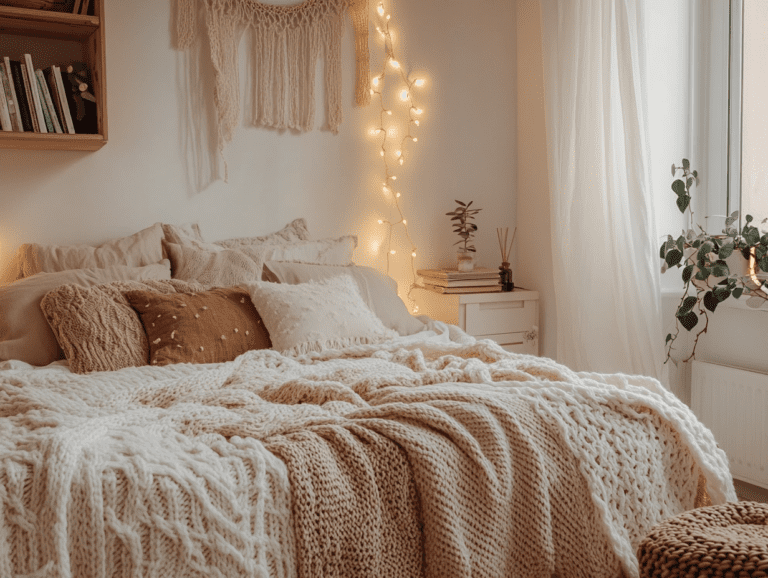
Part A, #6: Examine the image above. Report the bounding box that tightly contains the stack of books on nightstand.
[417,268,501,294]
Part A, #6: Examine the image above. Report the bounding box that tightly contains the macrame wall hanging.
[177,0,370,151]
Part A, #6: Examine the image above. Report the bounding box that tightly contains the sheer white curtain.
[539,0,664,379]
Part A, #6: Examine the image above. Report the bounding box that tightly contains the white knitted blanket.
[0,331,735,578]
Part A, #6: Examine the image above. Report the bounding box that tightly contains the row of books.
[0,53,95,135]
[3,0,93,16]
[417,268,503,294]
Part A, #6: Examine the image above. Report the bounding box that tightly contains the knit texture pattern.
[177,0,370,151]
[0,334,736,578]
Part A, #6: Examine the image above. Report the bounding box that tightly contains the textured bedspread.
[0,329,736,578]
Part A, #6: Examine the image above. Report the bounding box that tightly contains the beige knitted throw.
[0,334,736,578]
[177,0,370,147]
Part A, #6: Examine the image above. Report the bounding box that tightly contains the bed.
[0,220,737,578]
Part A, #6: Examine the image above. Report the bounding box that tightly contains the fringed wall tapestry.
[177,0,370,150]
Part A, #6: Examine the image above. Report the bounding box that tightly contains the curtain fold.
[539,0,664,379]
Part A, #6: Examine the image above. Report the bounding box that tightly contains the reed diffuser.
[496,227,516,291]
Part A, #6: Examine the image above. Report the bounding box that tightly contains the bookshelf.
[0,0,106,150]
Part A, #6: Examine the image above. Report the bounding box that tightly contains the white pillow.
[239,236,357,279]
[247,275,398,356]
[263,261,426,336]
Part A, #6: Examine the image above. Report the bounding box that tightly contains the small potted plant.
[660,159,768,361]
[447,200,481,271]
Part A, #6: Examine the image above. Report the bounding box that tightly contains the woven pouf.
[638,501,768,578]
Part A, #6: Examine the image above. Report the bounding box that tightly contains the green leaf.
[660,242,667,259]
[455,200,466,206]
[761,234,768,245]
[712,261,729,277]
[693,170,698,179]
[704,291,719,312]
[746,214,754,223]
[676,195,690,213]
[682,158,690,170]
[760,255,768,273]
[678,296,698,317]
[679,311,699,331]
[733,287,744,299]
[682,264,694,283]
[687,177,694,189]
[665,249,683,267]
[697,241,714,262]
[671,179,686,196]
[694,267,711,280]
[714,286,731,302]
[666,333,673,344]
[718,243,734,259]
[744,227,761,245]
[676,235,685,253]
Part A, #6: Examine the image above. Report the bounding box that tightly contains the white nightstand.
[414,287,539,355]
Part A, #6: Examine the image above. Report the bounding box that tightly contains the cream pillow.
[0,261,171,367]
[41,278,204,374]
[164,242,262,286]
[15,223,166,280]
[247,275,398,356]
[215,218,310,250]
[263,261,426,336]
[239,236,358,280]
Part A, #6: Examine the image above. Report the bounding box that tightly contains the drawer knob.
[524,326,538,343]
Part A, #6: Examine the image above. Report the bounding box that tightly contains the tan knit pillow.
[214,218,310,250]
[125,287,271,366]
[41,279,204,374]
[164,241,263,285]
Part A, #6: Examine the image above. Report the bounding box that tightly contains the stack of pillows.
[0,219,425,373]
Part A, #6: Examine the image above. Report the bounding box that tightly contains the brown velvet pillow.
[125,287,271,366]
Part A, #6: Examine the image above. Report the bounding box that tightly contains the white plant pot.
[457,251,475,272]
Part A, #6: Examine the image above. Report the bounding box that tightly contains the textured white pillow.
[247,275,398,356]
[263,261,426,336]
[239,236,357,280]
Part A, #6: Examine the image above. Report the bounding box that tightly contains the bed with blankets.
[0,220,736,578]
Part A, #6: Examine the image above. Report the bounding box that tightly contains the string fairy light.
[367,0,426,314]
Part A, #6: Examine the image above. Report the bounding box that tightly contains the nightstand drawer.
[465,299,536,336]
[480,331,537,355]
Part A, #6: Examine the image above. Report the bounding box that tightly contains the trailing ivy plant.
[661,159,768,362]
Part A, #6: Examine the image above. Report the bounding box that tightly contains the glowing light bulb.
[390,59,400,69]
[377,4,384,16]
[390,250,396,255]
[370,89,375,95]
[400,89,409,101]
[414,120,420,126]
[382,185,390,193]
[399,158,404,165]
[386,110,393,115]
[395,150,402,157]
[414,79,425,87]
[378,219,384,224]
[414,108,423,115]
[391,176,397,180]
[411,251,417,258]
[372,77,379,87]
[380,150,385,157]
[386,14,391,20]
[396,192,401,198]
[412,137,418,142]
[412,305,419,313]
[402,219,407,225]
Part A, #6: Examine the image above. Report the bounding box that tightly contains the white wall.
[0,0,517,302]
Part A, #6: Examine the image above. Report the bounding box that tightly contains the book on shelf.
[34,71,55,133]
[45,66,74,134]
[36,69,62,133]
[2,58,23,132]
[23,55,47,133]
[0,69,20,132]
[421,283,502,295]
[8,60,34,132]
[0,74,11,131]
[417,267,500,281]
[18,63,40,132]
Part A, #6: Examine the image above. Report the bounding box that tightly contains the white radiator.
[691,360,768,490]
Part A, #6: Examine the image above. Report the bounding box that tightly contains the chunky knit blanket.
[0,330,736,578]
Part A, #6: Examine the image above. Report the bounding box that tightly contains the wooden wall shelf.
[0,0,107,150]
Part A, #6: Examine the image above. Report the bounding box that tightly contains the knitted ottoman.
[637,501,768,578]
